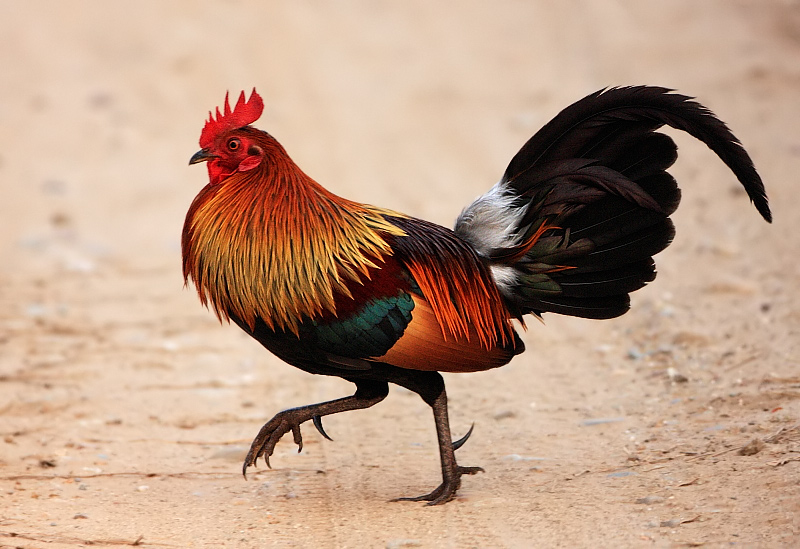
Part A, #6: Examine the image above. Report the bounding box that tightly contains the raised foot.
[391,465,484,506]
[242,410,306,477]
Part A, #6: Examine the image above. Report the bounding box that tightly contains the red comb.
[199,89,264,148]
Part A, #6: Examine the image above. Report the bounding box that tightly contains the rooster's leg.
[392,371,483,505]
[242,379,388,476]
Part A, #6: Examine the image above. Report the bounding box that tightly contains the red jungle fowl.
[183,87,771,504]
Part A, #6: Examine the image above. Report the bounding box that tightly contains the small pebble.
[161,340,180,351]
[667,367,688,383]
[595,343,614,354]
[627,347,644,360]
[73,513,88,519]
[607,470,637,478]
[580,417,625,426]
[635,495,665,505]
[738,438,765,456]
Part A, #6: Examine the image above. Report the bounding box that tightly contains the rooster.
[183,87,770,505]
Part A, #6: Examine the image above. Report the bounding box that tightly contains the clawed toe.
[242,407,342,478]
[392,465,484,505]
[459,465,484,475]
[242,413,306,477]
[391,481,460,506]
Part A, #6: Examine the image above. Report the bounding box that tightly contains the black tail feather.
[526,295,632,320]
[503,86,770,222]
[555,259,656,298]
[472,86,770,320]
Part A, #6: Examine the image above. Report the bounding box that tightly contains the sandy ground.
[1,1,799,547]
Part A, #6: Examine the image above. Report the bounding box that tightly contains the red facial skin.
[200,132,265,185]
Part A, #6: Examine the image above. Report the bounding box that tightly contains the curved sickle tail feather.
[456,86,771,321]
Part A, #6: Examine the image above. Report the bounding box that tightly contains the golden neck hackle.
[183,156,405,334]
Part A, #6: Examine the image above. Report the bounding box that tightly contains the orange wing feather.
[385,216,517,352]
[377,294,517,372]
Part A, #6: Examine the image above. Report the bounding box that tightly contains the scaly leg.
[392,372,483,505]
[242,379,388,476]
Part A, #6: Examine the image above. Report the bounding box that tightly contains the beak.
[189,148,214,165]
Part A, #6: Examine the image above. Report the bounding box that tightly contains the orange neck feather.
[182,144,405,334]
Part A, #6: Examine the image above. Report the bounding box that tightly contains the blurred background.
[1,1,795,272]
[1,1,798,546]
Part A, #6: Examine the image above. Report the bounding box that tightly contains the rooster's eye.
[227,138,241,151]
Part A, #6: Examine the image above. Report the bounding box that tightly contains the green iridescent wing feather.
[306,291,415,359]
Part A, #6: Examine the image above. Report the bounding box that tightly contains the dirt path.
[2,1,799,547]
